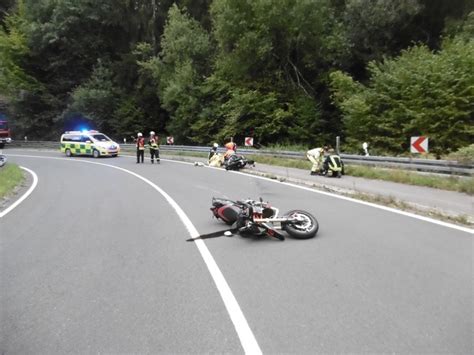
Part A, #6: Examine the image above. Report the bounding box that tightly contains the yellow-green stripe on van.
[61,142,93,155]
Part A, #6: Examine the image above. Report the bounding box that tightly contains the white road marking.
[141,156,473,234]
[6,154,262,355]
[232,170,474,234]
[0,166,38,218]
[9,152,474,234]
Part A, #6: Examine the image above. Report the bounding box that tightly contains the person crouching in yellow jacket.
[307,147,326,175]
[208,143,224,167]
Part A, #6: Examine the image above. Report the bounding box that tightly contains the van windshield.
[92,134,110,142]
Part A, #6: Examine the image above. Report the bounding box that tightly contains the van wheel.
[65,149,72,157]
[93,149,100,158]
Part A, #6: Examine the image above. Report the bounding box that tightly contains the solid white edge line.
[231,170,474,235]
[6,154,262,355]
[152,155,473,234]
[0,166,38,218]
[8,152,474,234]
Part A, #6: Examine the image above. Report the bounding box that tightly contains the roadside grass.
[257,143,309,152]
[0,164,25,199]
[346,165,474,195]
[248,155,311,170]
[446,144,474,163]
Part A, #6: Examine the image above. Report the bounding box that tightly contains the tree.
[2,0,472,149]
[3,0,172,138]
[0,2,53,139]
[340,0,473,79]
[66,61,120,133]
[330,17,474,155]
[208,0,347,145]
[0,0,16,26]
[140,4,213,142]
[211,0,349,89]
[415,0,473,48]
[0,4,38,98]
[341,0,422,77]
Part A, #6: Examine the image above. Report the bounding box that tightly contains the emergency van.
[60,130,120,158]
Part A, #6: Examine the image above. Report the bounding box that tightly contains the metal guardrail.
[6,140,473,175]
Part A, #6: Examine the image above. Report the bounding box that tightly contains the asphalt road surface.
[1,150,472,354]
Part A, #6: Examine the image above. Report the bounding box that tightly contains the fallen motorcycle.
[223,154,255,171]
[210,197,319,241]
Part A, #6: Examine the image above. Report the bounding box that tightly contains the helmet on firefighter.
[137,132,143,137]
[150,131,155,135]
[213,143,218,148]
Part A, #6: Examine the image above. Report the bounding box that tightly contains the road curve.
[1,150,472,354]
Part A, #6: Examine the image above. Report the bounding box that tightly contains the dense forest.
[1,0,473,154]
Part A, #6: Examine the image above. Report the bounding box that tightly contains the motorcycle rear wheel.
[282,210,319,239]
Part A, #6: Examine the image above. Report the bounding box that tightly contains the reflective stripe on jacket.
[136,137,145,150]
[327,155,342,171]
[149,137,159,149]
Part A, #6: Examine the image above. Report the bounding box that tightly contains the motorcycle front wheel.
[282,210,319,239]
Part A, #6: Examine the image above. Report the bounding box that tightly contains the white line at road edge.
[232,170,474,235]
[0,166,38,218]
[6,154,262,355]
[148,156,473,234]
[8,152,474,235]
[146,156,473,234]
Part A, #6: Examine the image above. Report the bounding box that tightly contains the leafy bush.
[330,24,474,155]
[446,144,474,163]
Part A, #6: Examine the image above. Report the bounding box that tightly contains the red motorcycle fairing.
[209,197,318,241]
[215,204,241,224]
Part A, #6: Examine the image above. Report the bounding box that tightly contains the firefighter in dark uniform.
[136,132,145,163]
[148,131,160,164]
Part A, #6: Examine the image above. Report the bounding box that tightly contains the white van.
[60,130,120,158]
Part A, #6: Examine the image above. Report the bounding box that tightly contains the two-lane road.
[1,150,472,354]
